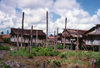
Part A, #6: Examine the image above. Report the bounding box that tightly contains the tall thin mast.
[46,11,48,48]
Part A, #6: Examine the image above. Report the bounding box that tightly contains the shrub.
[47,59,51,65]
[28,54,33,58]
[53,60,61,67]
[57,44,63,49]
[0,46,10,50]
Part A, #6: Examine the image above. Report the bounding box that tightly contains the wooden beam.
[36,30,38,46]
[46,11,48,48]
[16,28,19,50]
[54,28,58,51]
[76,30,79,50]
[29,26,33,54]
[21,12,24,47]
[65,18,67,29]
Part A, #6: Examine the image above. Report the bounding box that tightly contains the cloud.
[0,0,100,34]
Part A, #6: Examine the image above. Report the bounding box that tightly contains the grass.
[59,50,100,67]
[9,47,60,57]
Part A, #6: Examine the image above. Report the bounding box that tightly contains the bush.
[0,46,10,50]
[47,59,51,65]
[28,54,33,58]
[9,47,60,57]
[57,44,63,49]
[53,60,61,67]
[3,38,10,43]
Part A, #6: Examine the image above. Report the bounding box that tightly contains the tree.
[1,31,4,34]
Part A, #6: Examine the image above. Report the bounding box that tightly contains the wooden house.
[58,29,87,44]
[85,24,100,51]
[48,37,56,45]
[57,29,87,49]
[10,28,46,46]
[0,34,10,43]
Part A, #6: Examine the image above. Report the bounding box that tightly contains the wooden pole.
[21,12,24,47]
[65,18,67,29]
[76,30,79,50]
[54,28,58,51]
[63,18,67,49]
[16,28,19,50]
[29,26,33,54]
[46,11,48,48]
[36,30,38,47]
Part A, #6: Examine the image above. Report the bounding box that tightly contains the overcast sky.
[0,0,100,34]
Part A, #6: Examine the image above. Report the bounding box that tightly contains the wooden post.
[36,30,38,47]
[63,18,67,49]
[29,26,33,54]
[54,28,58,51]
[41,61,45,68]
[63,35,66,49]
[76,30,79,50]
[46,11,48,48]
[65,18,67,29]
[21,12,24,47]
[16,28,19,50]
[54,31,56,45]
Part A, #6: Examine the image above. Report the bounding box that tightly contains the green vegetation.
[53,60,61,67]
[57,44,63,49]
[3,38,10,43]
[0,46,10,50]
[0,62,11,68]
[60,50,100,67]
[9,47,60,57]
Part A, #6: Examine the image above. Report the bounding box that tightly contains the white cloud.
[0,0,100,34]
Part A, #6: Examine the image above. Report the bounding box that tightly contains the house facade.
[84,24,100,51]
[10,28,46,46]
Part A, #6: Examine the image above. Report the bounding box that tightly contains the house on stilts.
[10,28,46,46]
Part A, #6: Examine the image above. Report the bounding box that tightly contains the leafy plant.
[0,46,10,50]
[53,60,61,67]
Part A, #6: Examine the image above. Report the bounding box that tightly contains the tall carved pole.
[21,12,24,47]
[64,18,67,49]
[46,11,48,48]
[29,26,33,54]
[65,18,67,29]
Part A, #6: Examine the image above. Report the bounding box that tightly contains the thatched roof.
[11,28,46,37]
[85,24,100,35]
[62,29,87,38]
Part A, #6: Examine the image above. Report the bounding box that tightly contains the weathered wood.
[21,12,24,47]
[41,61,45,68]
[76,30,79,50]
[63,18,67,49]
[54,28,58,51]
[65,18,67,29]
[29,26,33,54]
[36,30,38,47]
[16,28,19,50]
[46,11,48,48]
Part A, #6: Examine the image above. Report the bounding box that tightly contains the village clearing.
[0,43,100,68]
